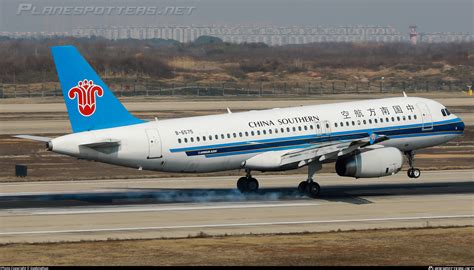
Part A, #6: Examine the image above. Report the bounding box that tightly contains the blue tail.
[51,45,144,133]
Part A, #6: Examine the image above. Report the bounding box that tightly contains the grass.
[1,226,472,266]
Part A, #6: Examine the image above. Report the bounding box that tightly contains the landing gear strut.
[405,151,421,179]
[298,161,322,198]
[237,169,259,193]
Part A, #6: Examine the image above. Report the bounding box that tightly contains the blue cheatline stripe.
[169,117,462,153]
[205,144,313,158]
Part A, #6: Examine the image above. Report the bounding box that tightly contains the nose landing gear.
[405,151,421,178]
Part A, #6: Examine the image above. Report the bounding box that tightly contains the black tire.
[247,178,259,192]
[237,177,248,192]
[298,181,308,194]
[407,168,414,178]
[306,182,321,198]
[413,168,421,178]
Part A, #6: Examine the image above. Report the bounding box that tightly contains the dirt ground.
[0,226,472,266]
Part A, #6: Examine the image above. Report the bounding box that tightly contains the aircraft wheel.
[412,168,421,178]
[237,177,248,192]
[247,177,259,192]
[407,168,414,178]
[298,181,308,194]
[306,182,321,198]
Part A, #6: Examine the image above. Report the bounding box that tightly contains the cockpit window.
[441,108,452,117]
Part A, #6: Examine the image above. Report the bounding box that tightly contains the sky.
[0,0,472,33]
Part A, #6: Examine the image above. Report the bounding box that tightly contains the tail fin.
[51,45,144,133]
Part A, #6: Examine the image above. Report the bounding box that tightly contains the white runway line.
[6,202,321,215]
[0,214,472,236]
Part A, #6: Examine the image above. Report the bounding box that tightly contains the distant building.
[1,25,472,44]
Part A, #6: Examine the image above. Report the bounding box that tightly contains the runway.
[0,170,473,243]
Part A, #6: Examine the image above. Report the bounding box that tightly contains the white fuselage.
[50,97,464,173]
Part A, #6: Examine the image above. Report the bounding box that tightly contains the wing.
[243,133,389,171]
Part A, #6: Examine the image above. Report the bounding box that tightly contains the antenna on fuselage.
[403,91,408,97]
[227,108,232,114]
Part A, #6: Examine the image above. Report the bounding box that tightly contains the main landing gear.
[298,161,322,198]
[405,150,421,179]
[237,169,259,193]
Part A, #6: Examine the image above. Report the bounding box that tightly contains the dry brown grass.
[0,227,472,266]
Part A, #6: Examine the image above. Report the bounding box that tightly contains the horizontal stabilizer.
[80,139,121,149]
[14,135,52,142]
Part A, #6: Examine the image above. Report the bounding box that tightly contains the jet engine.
[335,147,403,178]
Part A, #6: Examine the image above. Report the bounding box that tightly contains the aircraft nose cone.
[458,120,465,133]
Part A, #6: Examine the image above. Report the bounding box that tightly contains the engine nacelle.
[335,147,403,178]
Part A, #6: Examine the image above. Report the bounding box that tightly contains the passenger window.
[263,130,267,135]
[369,119,372,124]
[227,134,230,139]
[386,117,389,122]
[309,125,314,129]
[352,121,355,126]
[239,132,243,137]
[414,115,417,119]
[221,134,225,139]
[269,129,273,134]
[391,117,395,122]
[374,119,378,123]
[340,122,343,127]
[446,109,451,115]
[363,120,366,125]
[441,109,446,116]
[298,126,302,131]
[346,121,349,126]
[245,131,249,137]
[335,123,338,128]
[275,128,279,133]
[287,127,291,132]
[178,138,182,143]
[209,135,213,141]
[184,138,188,143]
[402,116,406,121]
[380,118,383,123]
[202,136,206,141]
[292,127,296,132]
[251,131,255,136]
[190,137,194,142]
[281,128,285,133]
[233,133,237,138]
[397,116,400,121]
[257,130,261,135]
[196,137,200,142]
[408,115,411,120]
[326,123,329,128]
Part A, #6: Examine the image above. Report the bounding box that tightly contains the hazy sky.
[0,0,472,33]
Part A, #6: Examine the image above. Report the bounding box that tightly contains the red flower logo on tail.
[68,79,104,117]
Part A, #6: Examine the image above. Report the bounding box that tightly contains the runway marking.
[0,214,472,236]
[6,202,321,215]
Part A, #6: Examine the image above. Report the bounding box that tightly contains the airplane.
[16,45,465,198]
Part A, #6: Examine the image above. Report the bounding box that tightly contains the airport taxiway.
[0,170,473,243]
